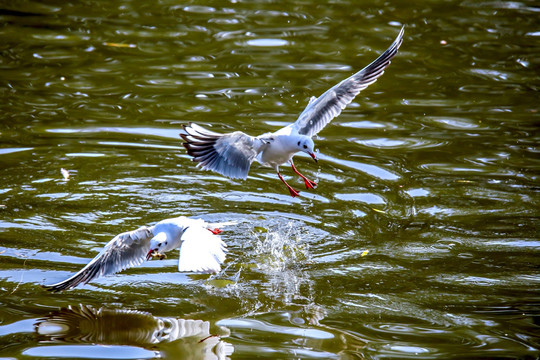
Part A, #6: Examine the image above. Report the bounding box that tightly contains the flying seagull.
[180,26,404,197]
[43,216,230,292]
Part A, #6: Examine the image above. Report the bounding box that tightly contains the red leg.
[290,162,317,189]
[278,172,300,197]
[208,228,222,235]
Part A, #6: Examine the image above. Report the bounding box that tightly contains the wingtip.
[390,26,404,47]
[41,283,64,293]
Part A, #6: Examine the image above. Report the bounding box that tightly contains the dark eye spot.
[158,243,161,247]
[297,141,300,146]
[303,145,307,149]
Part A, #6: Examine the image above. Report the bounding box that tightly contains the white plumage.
[181,27,404,197]
[43,216,230,292]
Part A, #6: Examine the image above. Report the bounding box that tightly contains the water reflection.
[34,304,233,360]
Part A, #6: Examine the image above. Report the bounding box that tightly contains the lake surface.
[1,0,539,359]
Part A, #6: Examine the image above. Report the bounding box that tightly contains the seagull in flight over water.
[43,216,230,292]
[181,27,404,197]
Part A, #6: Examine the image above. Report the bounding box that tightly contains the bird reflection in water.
[34,304,233,360]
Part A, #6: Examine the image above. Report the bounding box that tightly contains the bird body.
[181,27,405,197]
[256,132,309,168]
[43,216,229,292]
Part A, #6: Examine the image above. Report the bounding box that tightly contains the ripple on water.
[406,188,430,198]
[355,137,447,149]
[423,116,485,130]
[334,192,386,205]
[22,345,155,359]
[417,162,514,176]
[217,190,298,205]
[214,25,327,41]
[218,318,333,339]
[245,38,290,47]
[458,83,527,95]
[0,147,33,155]
[321,154,400,180]
[468,68,520,82]
[340,120,396,129]
[246,62,352,72]
[46,126,181,140]
[460,0,540,12]
[182,5,215,13]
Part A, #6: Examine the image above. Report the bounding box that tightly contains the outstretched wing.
[292,26,404,137]
[181,123,261,180]
[178,225,227,273]
[43,226,153,292]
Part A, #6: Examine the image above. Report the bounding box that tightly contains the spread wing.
[178,225,227,273]
[43,226,153,292]
[292,26,404,137]
[181,123,261,180]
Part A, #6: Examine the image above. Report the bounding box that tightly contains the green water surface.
[1,0,539,359]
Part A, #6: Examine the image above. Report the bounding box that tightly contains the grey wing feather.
[43,226,153,292]
[293,26,404,137]
[180,123,260,180]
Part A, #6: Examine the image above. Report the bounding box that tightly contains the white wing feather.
[178,226,227,273]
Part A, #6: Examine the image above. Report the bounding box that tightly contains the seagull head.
[296,137,317,163]
[147,232,170,260]
[146,220,187,260]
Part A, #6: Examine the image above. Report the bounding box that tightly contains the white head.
[295,136,317,162]
[146,219,188,260]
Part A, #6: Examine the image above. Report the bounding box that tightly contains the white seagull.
[180,27,404,197]
[43,216,229,292]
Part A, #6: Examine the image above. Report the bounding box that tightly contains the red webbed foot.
[290,162,317,190]
[303,178,317,189]
[287,186,300,197]
[278,172,300,197]
[208,228,222,235]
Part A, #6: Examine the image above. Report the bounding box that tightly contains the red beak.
[310,152,318,163]
[146,250,154,261]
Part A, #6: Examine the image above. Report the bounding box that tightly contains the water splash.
[206,220,317,313]
[252,221,311,272]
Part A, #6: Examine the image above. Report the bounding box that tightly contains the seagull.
[180,27,404,197]
[43,216,230,292]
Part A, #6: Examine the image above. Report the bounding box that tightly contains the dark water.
[1,0,539,359]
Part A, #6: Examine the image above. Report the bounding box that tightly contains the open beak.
[310,152,318,163]
[146,249,154,261]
